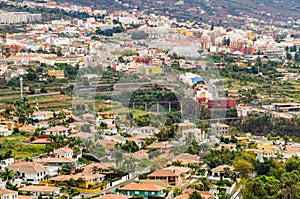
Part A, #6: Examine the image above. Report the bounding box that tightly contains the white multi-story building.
[0,12,41,24]
[31,111,53,121]
[44,126,69,136]
[53,146,73,159]
[8,161,48,184]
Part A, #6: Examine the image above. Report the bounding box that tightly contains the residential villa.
[18,186,61,198]
[31,111,53,121]
[0,188,18,199]
[36,157,77,166]
[173,153,201,166]
[44,126,69,136]
[8,161,48,184]
[147,166,189,186]
[49,173,105,189]
[94,194,130,199]
[208,165,235,182]
[210,123,229,135]
[146,141,171,152]
[81,162,115,174]
[178,121,196,134]
[53,146,73,158]
[118,183,165,199]
[174,189,215,199]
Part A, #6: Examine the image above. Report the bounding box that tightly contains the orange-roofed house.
[8,161,48,184]
[147,169,181,186]
[44,126,69,136]
[18,195,36,199]
[0,188,18,199]
[53,146,73,158]
[94,193,130,199]
[81,162,115,174]
[146,141,171,152]
[18,185,61,198]
[49,173,105,188]
[118,183,165,198]
[208,164,235,182]
[36,157,77,166]
[32,111,53,121]
[174,189,215,199]
[173,153,201,166]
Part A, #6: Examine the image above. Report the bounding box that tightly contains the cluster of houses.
[1,103,300,199]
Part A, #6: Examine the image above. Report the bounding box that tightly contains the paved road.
[231,186,243,199]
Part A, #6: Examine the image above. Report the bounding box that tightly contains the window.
[135,191,139,194]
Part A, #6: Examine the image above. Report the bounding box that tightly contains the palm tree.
[280,171,300,199]
[172,160,183,167]
[199,178,210,191]
[44,174,51,181]
[1,168,14,181]
[111,148,123,168]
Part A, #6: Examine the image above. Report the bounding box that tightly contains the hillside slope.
[56,0,300,25]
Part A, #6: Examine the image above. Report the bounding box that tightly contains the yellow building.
[146,65,163,76]
[48,173,106,189]
[48,70,65,79]
[177,29,193,37]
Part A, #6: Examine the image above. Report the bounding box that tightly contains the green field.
[0,134,47,159]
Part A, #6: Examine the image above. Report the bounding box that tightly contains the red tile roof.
[119,183,165,191]
[0,188,17,195]
[94,194,129,199]
[147,170,179,177]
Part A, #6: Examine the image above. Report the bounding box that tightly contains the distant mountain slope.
[57,0,300,23]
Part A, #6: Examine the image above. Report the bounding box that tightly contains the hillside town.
[0,0,300,199]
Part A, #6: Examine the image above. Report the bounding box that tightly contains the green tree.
[68,178,77,187]
[173,187,182,197]
[1,167,14,181]
[172,160,183,166]
[111,147,123,167]
[280,170,300,199]
[285,156,300,172]
[287,53,293,60]
[40,87,47,93]
[233,158,254,178]
[120,155,136,173]
[188,191,202,199]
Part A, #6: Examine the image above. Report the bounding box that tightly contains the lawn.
[0,134,47,159]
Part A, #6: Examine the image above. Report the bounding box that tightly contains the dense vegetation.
[230,114,300,137]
